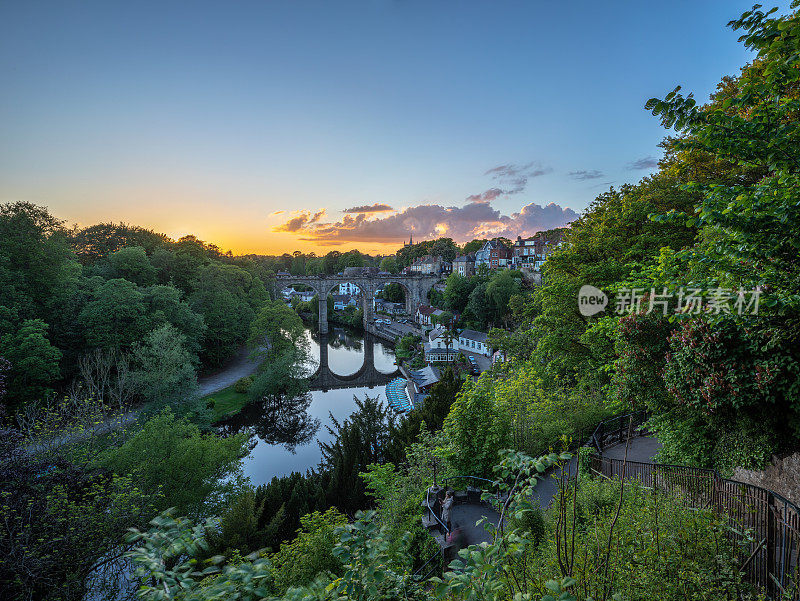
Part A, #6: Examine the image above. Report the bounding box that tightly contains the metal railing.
[425,486,450,534]
[587,414,800,599]
[587,410,649,454]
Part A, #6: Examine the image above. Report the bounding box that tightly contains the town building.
[338,282,361,296]
[458,329,490,356]
[415,304,444,327]
[282,287,315,303]
[489,244,512,269]
[409,254,451,275]
[331,294,357,310]
[423,325,458,363]
[512,235,545,268]
[475,240,511,270]
[453,253,476,277]
[375,299,404,315]
[408,364,441,402]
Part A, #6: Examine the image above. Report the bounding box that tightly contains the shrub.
[234,375,253,394]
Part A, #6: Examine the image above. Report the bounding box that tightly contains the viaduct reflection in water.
[218,327,398,479]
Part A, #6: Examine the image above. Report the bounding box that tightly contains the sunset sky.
[0,1,789,255]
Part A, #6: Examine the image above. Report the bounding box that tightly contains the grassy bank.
[203,385,249,422]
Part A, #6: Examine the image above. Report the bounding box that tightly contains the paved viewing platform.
[423,435,661,564]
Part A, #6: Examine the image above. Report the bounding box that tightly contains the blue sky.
[0,1,791,253]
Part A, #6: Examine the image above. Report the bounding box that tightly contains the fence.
[590,416,800,598]
[587,409,649,453]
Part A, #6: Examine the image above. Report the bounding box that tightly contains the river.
[218,325,398,485]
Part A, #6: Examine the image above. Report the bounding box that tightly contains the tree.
[486,270,521,327]
[74,347,132,410]
[0,319,62,409]
[98,408,248,517]
[248,277,270,310]
[79,278,148,348]
[1,400,158,601]
[268,508,348,593]
[248,299,307,359]
[462,239,487,254]
[247,347,309,404]
[636,4,800,468]
[442,372,511,477]
[107,246,157,285]
[0,202,73,321]
[465,281,490,329]
[130,324,198,404]
[142,284,206,357]
[69,222,169,264]
[379,256,397,273]
[319,395,396,515]
[387,367,461,462]
[380,282,405,303]
[189,267,253,367]
[443,273,476,314]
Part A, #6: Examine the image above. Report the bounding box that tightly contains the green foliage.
[189,263,255,368]
[130,324,198,404]
[611,313,674,412]
[394,333,420,361]
[1,400,160,601]
[234,375,254,394]
[395,237,459,268]
[442,372,512,477]
[379,256,397,273]
[528,478,752,601]
[106,245,157,285]
[442,361,608,473]
[249,299,307,359]
[319,395,397,515]
[0,319,61,408]
[97,408,247,517]
[126,449,759,601]
[248,346,309,404]
[380,282,405,303]
[79,278,149,348]
[268,508,348,593]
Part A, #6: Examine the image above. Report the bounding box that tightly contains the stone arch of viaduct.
[308,332,400,391]
[275,274,440,334]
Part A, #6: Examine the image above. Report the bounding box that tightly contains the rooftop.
[459,329,488,343]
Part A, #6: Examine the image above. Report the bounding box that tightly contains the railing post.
[767,492,777,596]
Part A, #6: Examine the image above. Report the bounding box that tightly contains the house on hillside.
[453,253,476,277]
[424,325,457,362]
[410,254,451,275]
[458,329,490,356]
[475,240,511,270]
[332,294,356,310]
[490,244,512,269]
[415,304,444,327]
[512,235,545,269]
[338,282,361,296]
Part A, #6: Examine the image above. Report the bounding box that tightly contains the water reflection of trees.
[309,326,364,352]
[217,392,320,453]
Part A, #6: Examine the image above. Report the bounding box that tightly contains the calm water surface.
[220,326,397,485]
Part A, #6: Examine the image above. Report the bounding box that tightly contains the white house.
[423,326,458,362]
[338,282,360,296]
[458,329,490,356]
